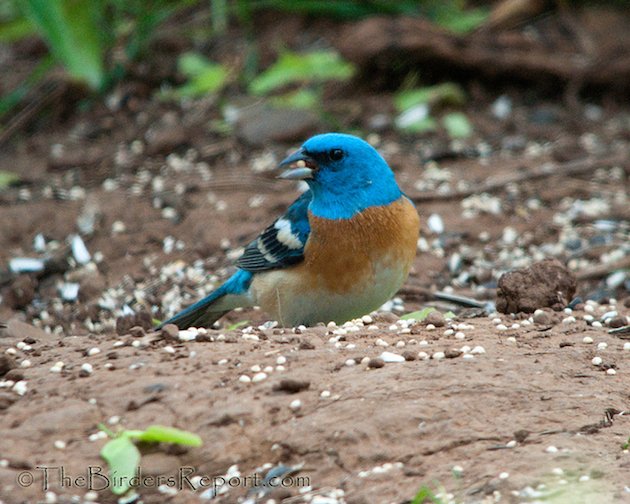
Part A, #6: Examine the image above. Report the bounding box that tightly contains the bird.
[161,133,420,328]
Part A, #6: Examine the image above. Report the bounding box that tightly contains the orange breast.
[298,197,420,293]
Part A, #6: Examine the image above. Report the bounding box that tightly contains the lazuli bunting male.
[162,133,420,328]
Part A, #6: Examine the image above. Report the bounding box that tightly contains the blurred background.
[0,0,628,330]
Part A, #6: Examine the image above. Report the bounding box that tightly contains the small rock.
[272,379,310,394]
[367,357,385,369]
[445,349,462,359]
[533,311,551,325]
[0,355,17,377]
[402,351,417,361]
[608,317,626,329]
[425,311,445,327]
[160,324,179,340]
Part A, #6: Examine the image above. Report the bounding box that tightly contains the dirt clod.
[0,355,16,377]
[496,258,577,314]
[425,311,446,327]
[160,323,179,340]
[367,357,385,368]
[272,379,311,394]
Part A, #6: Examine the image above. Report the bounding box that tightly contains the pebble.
[252,372,267,383]
[592,357,603,366]
[367,358,385,369]
[379,351,405,363]
[426,311,445,327]
[533,311,551,325]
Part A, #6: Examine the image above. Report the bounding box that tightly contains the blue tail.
[160,269,253,329]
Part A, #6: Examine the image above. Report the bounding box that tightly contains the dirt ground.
[1,9,630,504]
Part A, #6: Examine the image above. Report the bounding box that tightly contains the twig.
[410,154,628,203]
[576,256,630,281]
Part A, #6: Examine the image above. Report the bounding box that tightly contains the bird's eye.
[329,148,344,161]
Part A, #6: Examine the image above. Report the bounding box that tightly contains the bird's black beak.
[278,148,316,180]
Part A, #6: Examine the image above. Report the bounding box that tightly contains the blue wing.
[237,190,312,272]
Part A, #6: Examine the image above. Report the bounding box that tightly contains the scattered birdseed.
[290,399,302,411]
[50,361,64,373]
[592,357,603,366]
[12,381,27,396]
[583,336,593,344]
[506,440,517,448]
[592,321,603,328]
[507,337,517,343]
[375,338,389,347]
[551,468,564,476]
[80,363,93,375]
[562,316,576,324]
[87,347,101,356]
[623,343,630,351]
[163,346,175,354]
[21,360,31,368]
[238,375,251,384]
[597,342,608,350]
[432,351,445,360]
[606,369,617,375]
[579,475,590,482]
[54,440,66,450]
[545,446,559,453]
[345,359,356,367]
[462,354,475,360]
[471,346,486,354]
[252,372,267,383]
[178,329,197,341]
[499,472,509,479]
[454,332,466,340]
[496,324,508,331]
[320,390,331,398]
[276,355,287,365]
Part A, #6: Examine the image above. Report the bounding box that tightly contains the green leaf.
[226,320,250,331]
[401,307,436,321]
[443,311,456,319]
[22,0,107,90]
[394,83,466,112]
[442,112,473,138]
[434,5,489,34]
[129,425,202,447]
[100,436,141,495]
[249,50,355,96]
[411,484,444,504]
[0,17,34,43]
[0,170,19,189]
[175,52,229,98]
[270,88,319,110]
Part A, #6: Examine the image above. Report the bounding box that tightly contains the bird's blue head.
[278,133,402,219]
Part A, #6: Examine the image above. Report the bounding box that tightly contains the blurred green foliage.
[172,52,230,98]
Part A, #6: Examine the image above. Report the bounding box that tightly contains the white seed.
[545,445,558,453]
[375,338,389,347]
[418,352,429,360]
[238,375,251,383]
[443,329,454,336]
[583,336,593,344]
[217,358,228,365]
[426,324,436,330]
[562,316,576,324]
[345,359,356,367]
[496,324,508,331]
[251,364,261,372]
[552,468,564,476]
[275,365,285,372]
[597,342,608,350]
[592,321,603,328]
[511,323,520,329]
[584,305,595,313]
[579,475,590,482]
[507,336,517,343]
[379,352,405,363]
[462,354,474,360]
[20,360,31,368]
[80,363,93,374]
[493,317,503,324]
[290,399,302,411]
[452,465,464,475]
[320,390,331,398]
[87,347,101,356]
[361,315,373,324]
[499,472,509,479]
[564,308,573,314]
[471,346,486,354]
[606,368,617,375]
[54,440,66,450]
[583,314,594,322]
[276,356,287,365]
[432,351,445,360]
[460,345,471,353]
[252,372,267,383]
[623,343,630,351]
[50,361,64,373]
[263,366,274,373]
[396,340,406,347]
[454,332,466,340]
[506,440,517,448]
[592,357,603,366]
[12,380,27,396]
[163,346,175,354]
